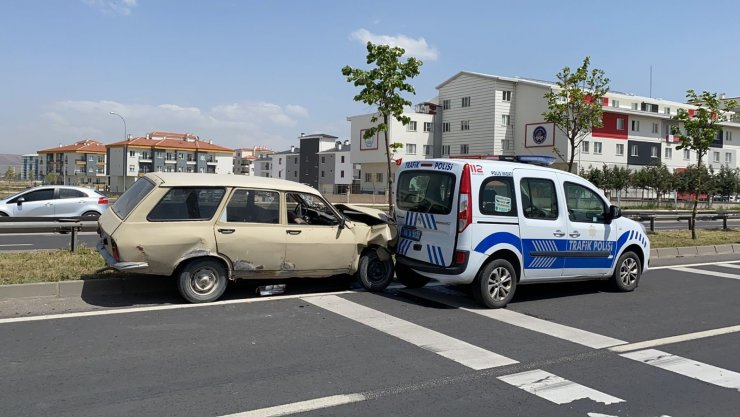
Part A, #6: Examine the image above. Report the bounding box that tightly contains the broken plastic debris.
[257,284,286,296]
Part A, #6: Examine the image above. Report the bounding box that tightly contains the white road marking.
[498,369,624,405]
[304,295,518,370]
[715,263,740,270]
[0,244,33,247]
[670,266,740,281]
[404,287,626,349]
[650,260,740,270]
[219,394,365,417]
[609,324,740,353]
[620,349,740,391]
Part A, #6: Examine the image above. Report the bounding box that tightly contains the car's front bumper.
[96,240,149,271]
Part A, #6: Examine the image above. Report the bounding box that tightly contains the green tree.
[674,165,716,209]
[714,165,739,201]
[342,42,422,214]
[4,167,15,182]
[44,171,58,185]
[580,165,607,191]
[651,164,674,207]
[543,56,610,173]
[606,165,631,205]
[672,91,736,238]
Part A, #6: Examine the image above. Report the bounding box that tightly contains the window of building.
[129,165,136,172]
[376,173,383,183]
[461,120,470,131]
[683,149,690,160]
[178,153,184,160]
[664,107,671,115]
[582,141,590,153]
[612,99,620,108]
[365,173,372,182]
[321,156,325,163]
[726,131,733,141]
[423,122,432,132]
[501,140,513,151]
[631,103,639,110]
[479,177,516,216]
[129,151,136,157]
[442,99,451,110]
[501,114,511,126]
[406,143,417,154]
[442,122,451,132]
[462,96,471,107]
[340,170,345,178]
[502,90,512,102]
[278,157,283,164]
[594,142,602,154]
[652,123,659,134]
[442,145,450,155]
[460,144,469,154]
[630,145,638,157]
[631,120,640,132]
[713,151,720,163]
[616,143,624,156]
[423,145,432,155]
[665,148,672,159]
[651,145,658,158]
[294,157,298,164]
[520,178,559,220]
[321,171,325,178]
[616,118,625,130]
[340,155,345,163]
[725,153,732,164]
[407,121,417,131]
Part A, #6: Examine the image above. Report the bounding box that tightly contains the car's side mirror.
[16,197,25,206]
[606,205,621,223]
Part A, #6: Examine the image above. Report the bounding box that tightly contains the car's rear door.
[395,161,461,267]
[55,188,87,217]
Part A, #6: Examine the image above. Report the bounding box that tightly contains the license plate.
[400,227,422,241]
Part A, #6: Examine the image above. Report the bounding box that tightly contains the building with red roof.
[37,140,107,189]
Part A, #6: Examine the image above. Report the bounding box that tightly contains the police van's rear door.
[395,160,463,267]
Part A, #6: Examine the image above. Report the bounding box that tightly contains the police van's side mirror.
[606,205,621,223]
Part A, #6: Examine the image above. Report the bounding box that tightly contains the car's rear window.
[148,187,226,221]
[111,178,155,219]
[396,171,455,214]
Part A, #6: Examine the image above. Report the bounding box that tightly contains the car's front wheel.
[178,259,228,303]
[612,251,641,291]
[357,249,394,292]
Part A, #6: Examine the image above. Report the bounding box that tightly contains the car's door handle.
[553,230,566,237]
[569,231,581,238]
[217,228,235,234]
[287,230,301,235]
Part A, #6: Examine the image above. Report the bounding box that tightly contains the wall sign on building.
[359,129,379,150]
[525,122,555,148]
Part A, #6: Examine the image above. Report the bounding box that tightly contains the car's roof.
[418,158,582,181]
[146,173,320,193]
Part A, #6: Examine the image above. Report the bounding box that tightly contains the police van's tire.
[177,259,228,303]
[396,263,431,288]
[611,251,641,292]
[472,259,517,309]
[358,250,394,292]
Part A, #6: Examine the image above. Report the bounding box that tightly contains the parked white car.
[0,186,109,218]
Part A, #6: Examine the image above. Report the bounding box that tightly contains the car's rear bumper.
[396,254,467,275]
[96,240,149,271]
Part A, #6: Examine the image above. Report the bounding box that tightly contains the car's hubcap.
[487,267,512,301]
[620,258,638,286]
[368,259,387,282]
[191,267,218,294]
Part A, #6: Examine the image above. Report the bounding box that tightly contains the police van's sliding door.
[514,169,567,279]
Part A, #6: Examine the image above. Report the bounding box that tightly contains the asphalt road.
[1,256,739,416]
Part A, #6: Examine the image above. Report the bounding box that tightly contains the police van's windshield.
[397,171,455,214]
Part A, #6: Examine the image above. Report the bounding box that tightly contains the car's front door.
[215,188,286,277]
[9,188,56,216]
[284,192,356,276]
[514,169,568,280]
[560,179,617,277]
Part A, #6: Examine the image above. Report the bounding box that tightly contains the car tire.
[0,212,7,216]
[472,258,517,309]
[395,263,431,288]
[358,249,394,292]
[177,259,228,303]
[611,251,641,292]
[82,211,100,219]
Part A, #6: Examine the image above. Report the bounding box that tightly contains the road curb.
[0,276,172,300]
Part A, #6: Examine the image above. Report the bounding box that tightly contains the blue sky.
[1,0,738,155]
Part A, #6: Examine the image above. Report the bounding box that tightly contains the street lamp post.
[109,112,128,191]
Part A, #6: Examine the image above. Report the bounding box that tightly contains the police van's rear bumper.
[396,254,468,276]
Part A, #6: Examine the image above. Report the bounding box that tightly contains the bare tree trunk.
[383,115,394,216]
[568,139,577,173]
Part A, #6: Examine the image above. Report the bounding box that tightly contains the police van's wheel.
[178,259,228,303]
[396,263,431,288]
[612,251,641,292]
[472,259,517,309]
[358,250,394,292]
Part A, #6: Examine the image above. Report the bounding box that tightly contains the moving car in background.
[97,173,397,303]
[0,185,108,218]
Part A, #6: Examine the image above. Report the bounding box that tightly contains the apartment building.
[233,146,273,175]
[317,140,354,194]
[38,140,107,189]
[21,154,41,181]
[347,109,434,194]
[296,133,341,189]
[106,131,233,192]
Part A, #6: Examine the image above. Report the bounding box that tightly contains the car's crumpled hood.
[334,204,394,226]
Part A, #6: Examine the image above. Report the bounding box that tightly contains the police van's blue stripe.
[436,246,445,266]
[420,214,428,228]
[426,245,434,264]
[429,214,437,230]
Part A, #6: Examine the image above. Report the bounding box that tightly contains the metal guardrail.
[623,211,740,232]
[0,217,98,251]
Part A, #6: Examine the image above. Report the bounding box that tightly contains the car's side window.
[59,188,86,199]
[286,192,340,226]
[479,177,516,216]
[564,182,607,224]
[224,189,280,224]
[147,187,225,221]
[520,178,559,220]
[16,189,54,202]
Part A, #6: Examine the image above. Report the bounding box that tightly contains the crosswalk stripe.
[403,287,626,349]
[498,369,624,405]
[304,295,518,370]
[219,394,366,417]
[671,267,740,281]
[715,263,740,270]
[620,349,740,391]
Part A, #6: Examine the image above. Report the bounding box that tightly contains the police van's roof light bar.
[495,155,556,166]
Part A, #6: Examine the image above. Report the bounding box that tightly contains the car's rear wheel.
[395,263,431,288]
[612,251,641,292]
[82,211,100,219]
[358,249,394,292]
[0,212,7,216]
[472,258,517,309]
[178,259,228,303]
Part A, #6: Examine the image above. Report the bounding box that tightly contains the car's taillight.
[457,164,472,232]
[98,197,109,205]
[453,250,468,265]
[111,239,120,262]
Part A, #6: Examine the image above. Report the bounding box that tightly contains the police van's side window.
[520,178,559,220]
[479,177,516,216]
[564,182,607,224]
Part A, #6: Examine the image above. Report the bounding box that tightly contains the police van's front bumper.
[396,253,468,276]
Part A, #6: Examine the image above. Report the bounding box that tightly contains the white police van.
[394,157,649,308]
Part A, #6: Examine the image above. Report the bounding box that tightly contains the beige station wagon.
[97,173,397,303]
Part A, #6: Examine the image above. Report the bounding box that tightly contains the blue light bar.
[514,155,556,166]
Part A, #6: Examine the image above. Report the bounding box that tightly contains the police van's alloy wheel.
[473,258,517,309]
[612,251,641,292]
[358,250,394,292]
[396,263,431,288]
[178,259,228,303]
